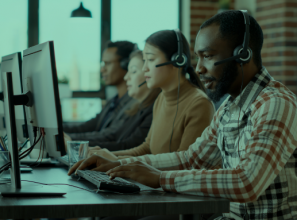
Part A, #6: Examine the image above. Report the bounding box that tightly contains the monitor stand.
[0,72,66,197]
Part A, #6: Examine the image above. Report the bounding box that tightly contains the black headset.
[120,43,139,71]
[138,29,188,88]
[214,10,252,66]
[156,29,188,68]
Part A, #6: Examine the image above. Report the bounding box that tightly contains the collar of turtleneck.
[162,80,197,106]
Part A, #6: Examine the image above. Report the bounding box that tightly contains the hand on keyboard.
[106,161,161,189]
[87,147,118,161]
[67,155,121,176]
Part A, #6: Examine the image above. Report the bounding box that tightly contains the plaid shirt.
[120,67,297,220]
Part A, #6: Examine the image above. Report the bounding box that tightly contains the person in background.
[86,50,161,157]
[86,29,215,163]
[63,41,137,146]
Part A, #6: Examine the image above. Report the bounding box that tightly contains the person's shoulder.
[252,79,297,111]
[187,86,214,107]
[183,88,215,116]
[259,80,296,103]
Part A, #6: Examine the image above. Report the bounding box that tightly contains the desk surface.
[0,167,230,219]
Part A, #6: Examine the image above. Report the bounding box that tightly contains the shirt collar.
[223,67,273,112]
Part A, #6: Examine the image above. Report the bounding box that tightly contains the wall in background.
[256,0,297,93]
[188,0,297,94]
[189,0,234,66]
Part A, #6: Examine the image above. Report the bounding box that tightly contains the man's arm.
[63,115,99,133]
[159,95,297,203]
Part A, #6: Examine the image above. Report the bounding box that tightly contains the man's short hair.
[105,41,136,62]
[200,10,263,68]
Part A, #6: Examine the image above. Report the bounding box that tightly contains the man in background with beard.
[69,11,297,220]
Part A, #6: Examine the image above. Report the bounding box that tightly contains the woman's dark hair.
[126,50,161,116]
[200,10,263,69]
[145,30,206,93]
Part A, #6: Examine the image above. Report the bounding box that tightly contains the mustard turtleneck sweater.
[114,80,215,157]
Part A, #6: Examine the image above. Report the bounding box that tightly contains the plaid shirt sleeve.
[159,94,297,203]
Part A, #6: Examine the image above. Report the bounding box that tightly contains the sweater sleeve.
[177,97,215,151]
[112,94,163,157]
[118,106,222,170]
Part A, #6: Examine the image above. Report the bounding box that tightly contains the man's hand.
[106,161,161,188]
[68,155,120,176]
[64,132,72,151]
[87,147,118,161]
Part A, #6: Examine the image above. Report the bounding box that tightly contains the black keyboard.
[76,170,141,193]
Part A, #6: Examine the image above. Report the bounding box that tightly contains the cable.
[19,134,41,160]
[237,63,249,220]
[0,133,40,173]
[0,138,32,172]
[30,135,46,167]
[18,138,30,152]
[28,136,43,167]
[21,180,96,193]
[237,63,244,153]
[168,67,181,152]
[0,128,39,173]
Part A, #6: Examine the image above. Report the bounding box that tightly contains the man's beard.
[207,62,239,103]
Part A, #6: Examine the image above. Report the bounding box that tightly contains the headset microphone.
[138,81,146,87]
[155,29,188,68]
[156,60,177,67]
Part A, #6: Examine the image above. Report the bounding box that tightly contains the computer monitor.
[22,41,66,158]
[1,41,66,191]
[0,52,28,142]
[0,64,4,136]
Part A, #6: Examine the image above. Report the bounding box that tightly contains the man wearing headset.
[69,11,297,220]
[63,41,136,146]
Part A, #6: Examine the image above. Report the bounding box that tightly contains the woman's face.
[142,43,174,89]
[124,56,148,100]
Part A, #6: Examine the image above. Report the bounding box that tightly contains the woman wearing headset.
[85,29,215,161]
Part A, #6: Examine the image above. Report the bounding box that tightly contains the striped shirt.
[120,67,297,219]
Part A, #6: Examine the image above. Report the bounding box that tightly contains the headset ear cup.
[233,45,242,60]
[120,58,129,71]
[233,46,252,64]
[171,53,188,67]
